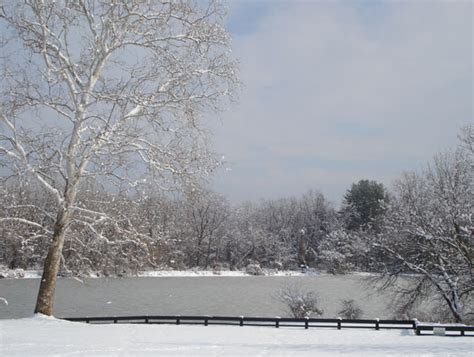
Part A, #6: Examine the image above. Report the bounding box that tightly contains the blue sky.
[209,0,473,204]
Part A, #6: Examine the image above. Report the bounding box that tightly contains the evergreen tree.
[343,180,388,230]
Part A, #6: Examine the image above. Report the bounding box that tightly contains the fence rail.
[60,315,473,337]
[415,324,474,337]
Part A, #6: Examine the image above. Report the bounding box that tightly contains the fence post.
[176,316,180,325]
[113,318,117,324]
[145,316,149,324]
[275,317,280,328]
[204,318,209,326]
[337,317,342,330]
[240,316,244,327]
[375,318,380,331]
[305,317,309,329]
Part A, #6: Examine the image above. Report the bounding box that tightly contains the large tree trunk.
[34,209,69,315]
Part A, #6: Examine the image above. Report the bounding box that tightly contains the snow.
[2,267,386,280]
[139,270,250,277]
[0,315,472,356]
[1,269,326,279]
[139,270,319,277]
[23,270,42,279]
[0,269,41,279]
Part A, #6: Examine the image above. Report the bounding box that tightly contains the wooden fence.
[61,315,474,337]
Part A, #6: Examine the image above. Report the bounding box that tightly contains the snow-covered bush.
[245,263,265,276]
[278,284,323,318]
[0,266,25,279]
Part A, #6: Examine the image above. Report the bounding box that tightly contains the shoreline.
[0,267,383,280]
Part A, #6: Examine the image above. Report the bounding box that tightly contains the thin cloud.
[213,1,473,203]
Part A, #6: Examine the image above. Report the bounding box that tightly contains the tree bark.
[34,209,69,315]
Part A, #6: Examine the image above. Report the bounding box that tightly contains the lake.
[0,275,396,319]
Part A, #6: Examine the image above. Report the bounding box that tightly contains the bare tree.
[183,190,229,269]
[375,134,473,323]
[0,1,237,315]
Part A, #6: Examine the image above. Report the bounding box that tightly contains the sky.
[209,0,473,204]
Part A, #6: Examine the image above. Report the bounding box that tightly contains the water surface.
[0,275,395,319]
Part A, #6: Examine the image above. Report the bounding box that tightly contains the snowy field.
[0,315,472,356]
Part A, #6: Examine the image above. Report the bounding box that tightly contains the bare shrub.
[278,284,323,318]
[337,299,363,319]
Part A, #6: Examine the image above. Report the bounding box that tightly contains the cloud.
[212,0,473,204]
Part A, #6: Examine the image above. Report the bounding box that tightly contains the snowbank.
[0,315,472,356]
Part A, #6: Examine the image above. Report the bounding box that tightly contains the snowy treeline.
[0,184,340,275]
[0,181,373,276]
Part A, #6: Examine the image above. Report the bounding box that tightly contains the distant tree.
[182,190,229,269]
[459,124,474,156]
[223,201,294,270]
[343,180,388,230]
[318,229,359,274]
[232,191,337,269]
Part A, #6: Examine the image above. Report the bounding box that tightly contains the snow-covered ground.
[0,268,318,279]
[139,269,319,277]
[0,315,472,356]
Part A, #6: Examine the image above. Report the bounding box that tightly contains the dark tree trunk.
[298,233,307,266]
[34,209,69,316]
